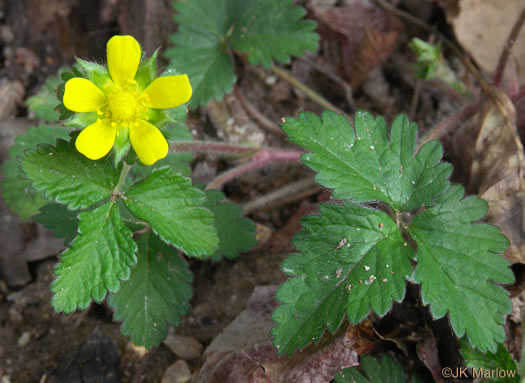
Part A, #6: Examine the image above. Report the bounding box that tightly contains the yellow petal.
[107,35,141,87]
[75,119,117,160]
[143,75,192,109]
[63,78,106,112]
[130,120,168,165]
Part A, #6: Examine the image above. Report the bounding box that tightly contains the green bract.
[166,0,319,107]
[272,110,513,354]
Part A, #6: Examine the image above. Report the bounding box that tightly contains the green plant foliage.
[51,202,137,314]
[335,354,406,383]
[2,125,70,218]
[411,185,513,351]
[124,168,219,257]
[204,189,257,261]
[109,232,193,349]
[460,339,519,383]
[166,0,318,107]
[26,69,68,121]
[273,110,513,354]
[408,38,441,80]
[272,203,413,354]
[21,138,120,210]
[34,203,79,245]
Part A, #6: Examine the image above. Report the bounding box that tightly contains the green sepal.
[65,111,98,129]
[21,138,120,210]
[204,189,257,261]
[135,49,158,91]
[57,103,74,120]
[123,167,219,257]
[1,125,70,218]
[75,58,110,89]
[60,71,75,82]
[109,232,193,350]
[51,201,137,314]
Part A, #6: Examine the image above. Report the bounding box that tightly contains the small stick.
[234,86,284,135]
[493,7,525,87]
[242,177,322,214]
[206,148,303,190]
[271,65,349,117]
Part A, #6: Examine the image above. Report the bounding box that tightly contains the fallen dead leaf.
[451,0,525,84]
[196,286,359,383]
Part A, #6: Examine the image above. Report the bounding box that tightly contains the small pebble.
[161,360,191,383]
[164,334,203,360]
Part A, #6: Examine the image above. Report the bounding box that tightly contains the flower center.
[108,90,138,121]
[103,83,150,127]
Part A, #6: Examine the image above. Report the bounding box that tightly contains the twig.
[234,86,284,135]
[271,65,349,116]
[300,58,357,111]
[206,148,303,190]
[242,177,322,214]
[494,7,525,87]
[131,348,155,383]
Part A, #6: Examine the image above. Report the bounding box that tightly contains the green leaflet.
[271,203,413,354]
[335,354,406,383]
[282,110,452,211]
[275,110,513,355]
[460,339,519,383]
[166,0,318,107]
[411,185,513,352]
[21,138,120,210]
[109,232,193,350]
[34,203,79,245]
[123,167,219,257]
[204,189,257,261]
[2,125,70,218]
[51,202,137,314]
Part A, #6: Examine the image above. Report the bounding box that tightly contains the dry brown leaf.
[462,90,525,265]
[196,286,360,383]
[451,0,525,84]
[416,328,443,383]
[310,0,403,89]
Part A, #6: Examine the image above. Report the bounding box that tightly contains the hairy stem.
[171,140,259,155]
[206,147,303,190]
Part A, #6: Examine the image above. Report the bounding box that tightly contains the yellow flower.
[63,35,192,165]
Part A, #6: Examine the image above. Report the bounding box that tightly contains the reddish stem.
[206,148,303,190]
[171,140,259,155]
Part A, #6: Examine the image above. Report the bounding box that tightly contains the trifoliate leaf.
[2,125,70,218]
[271,202,413,354]
[109,232,193,349]
[277,110,513,355]
[123,167,219,257]
[26,69,67,121]
[335,354,406,383]
[204,189,257,261]
[282,110,452,211]
[21,138,120,210]
[410,185,514,352]
[51,202,137,313]
[34,203,79,245]
[460,339,519,382]
[166,0,318,107]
